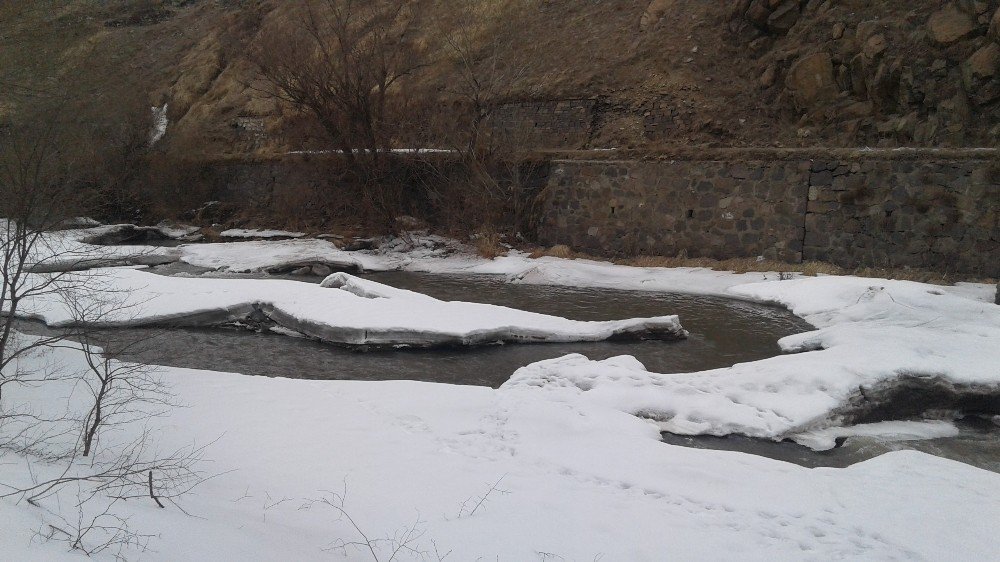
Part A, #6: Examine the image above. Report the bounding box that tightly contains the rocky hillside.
[2,0,998,156]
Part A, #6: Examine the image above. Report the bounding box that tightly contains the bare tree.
[250,0,430,225]
[416,12,541,241]
[75,333,174,458]
[0,121,90,404]
[0,118,209,556]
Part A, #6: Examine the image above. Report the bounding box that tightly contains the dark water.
[30,271,810,388]
[662,417,1000,473]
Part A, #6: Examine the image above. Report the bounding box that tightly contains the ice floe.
[11,269,686,348]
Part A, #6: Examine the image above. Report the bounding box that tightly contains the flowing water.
[26,270,810,388]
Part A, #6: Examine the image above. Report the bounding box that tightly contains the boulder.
[760,64,777,87]
[832,22,845,40]
[767,1,800,32]
[863,34,888,60]
[963,43,1000,105]
[990,8,1000,42]
[785,52,839,108]
[927,4,977,45]
[311,264,334,277]
[965,42,1000,78]
[746,0,772,28]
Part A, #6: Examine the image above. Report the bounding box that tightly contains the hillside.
[2,0,999,157]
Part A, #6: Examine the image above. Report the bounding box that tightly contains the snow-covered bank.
[2,343,999,561]
[10,269,685,348]
[505,276,1000,445]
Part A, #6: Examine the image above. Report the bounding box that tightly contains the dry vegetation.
[526,245,995,285]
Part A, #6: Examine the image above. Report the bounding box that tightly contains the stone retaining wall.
[539,156,999,277]
[490,99,596,148]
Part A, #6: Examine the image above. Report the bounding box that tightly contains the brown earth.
[2,0,999,156]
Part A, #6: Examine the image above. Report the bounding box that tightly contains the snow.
[218,228,306,239]
[150,104,168,146]
[4,227,1000,559]
[505,275,1000,443]
[790,420,961,451]
[10,269,685,348]
[2,341,999,561]
[178,239,370,273]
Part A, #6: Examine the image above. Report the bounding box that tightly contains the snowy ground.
[2,343,999,561]
[2,225,998,560]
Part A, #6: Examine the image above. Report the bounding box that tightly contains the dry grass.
[525,245,995,285]
[474,231,507,259]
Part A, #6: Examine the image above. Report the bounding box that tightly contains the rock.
[760,64,777,87]
[963,43,1000,104]
[832,22,845,40]
[345,238,378,251]
[927,4,977,45]
[863,34,888,60]
[291,266,313,276]
[767,1,799,32]
[785,52,838,108]
[746,0,772,28]
[989,8,1000,42]
[842,100,874,117]
[311,264,334,277]
[856,19,881,43]
[965,42,1000,77]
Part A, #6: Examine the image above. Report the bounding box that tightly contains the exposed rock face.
[927,3,977,45]
[785,52,838,108]
[729,0,1000,146]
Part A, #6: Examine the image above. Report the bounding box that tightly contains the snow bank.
[2,342,999,561]
[178,239,372,273]
[12,269,686,348]
[504,276,1000,443]
[219,228,306,239]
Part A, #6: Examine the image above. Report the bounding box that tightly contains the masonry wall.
[490,99,596,148]
[539,157,999,277]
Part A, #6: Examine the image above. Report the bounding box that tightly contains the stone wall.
[540,159,810,262]
[803,159,997,274]
[539,155,999,277]
[491,99,596,148]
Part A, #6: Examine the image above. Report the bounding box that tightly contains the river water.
[38,270,811,387]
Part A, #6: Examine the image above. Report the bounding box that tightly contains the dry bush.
[249,0,430,229]
[473,230,506,259]
[525,245,985,285]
